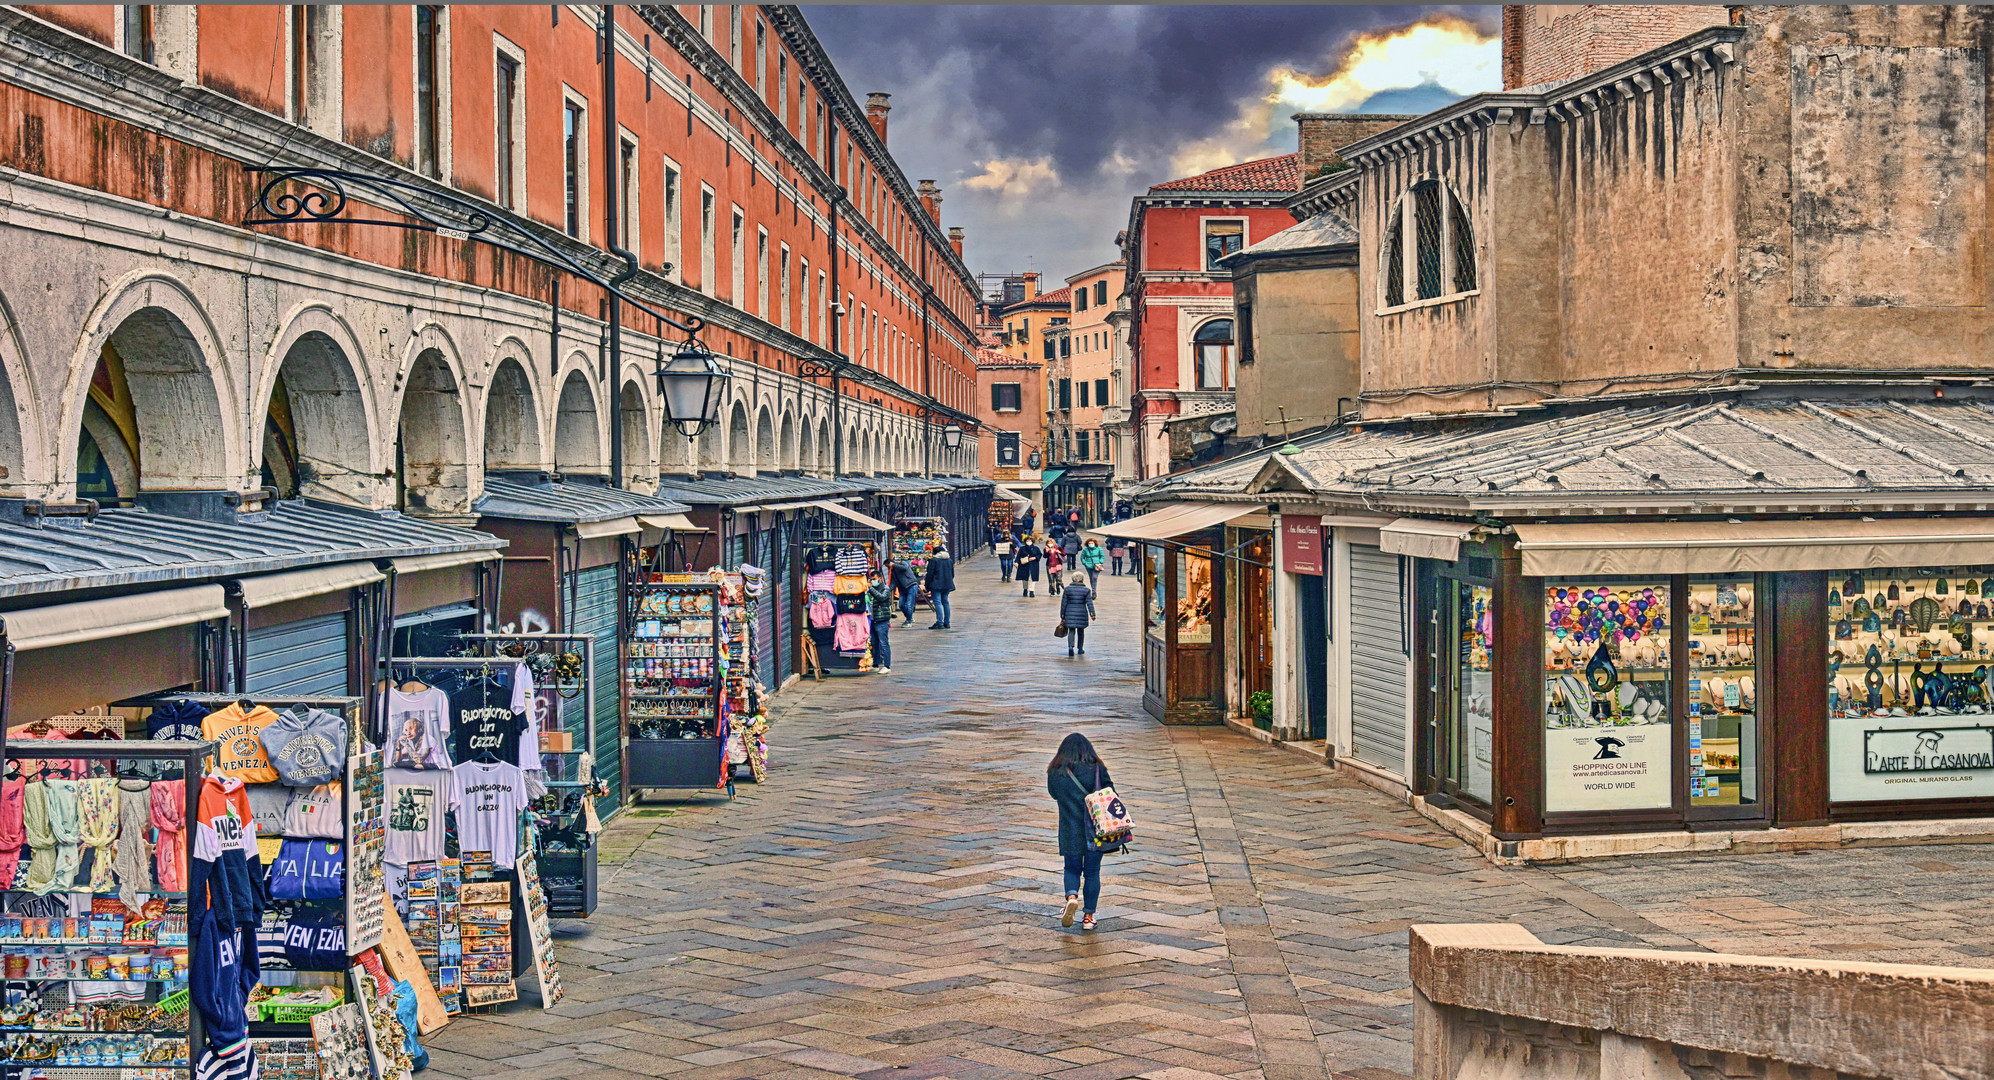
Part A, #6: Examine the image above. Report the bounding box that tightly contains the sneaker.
[875,667,891,675]
[1081,914,1096,931]
[1061,896,1079,927]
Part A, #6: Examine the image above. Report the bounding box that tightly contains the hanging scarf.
[42,780,81,892]
[78,778,119,894]
[150,780,187,894]
[20,781,54,894]
[0,777,25,890]
[115,779,154,912]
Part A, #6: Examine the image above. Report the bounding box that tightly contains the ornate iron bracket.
[243,165,705,339]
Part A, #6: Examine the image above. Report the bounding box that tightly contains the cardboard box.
[539,731,574,753]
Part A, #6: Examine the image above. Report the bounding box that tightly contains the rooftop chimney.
[1292,113,1422,185]
[917,180,943,225]
[865,92,891,144]
[948,227,964,260]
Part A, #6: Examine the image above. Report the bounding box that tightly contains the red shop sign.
[1282,517,1323,575]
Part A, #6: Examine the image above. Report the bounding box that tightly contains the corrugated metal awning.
[391,550,497,577]
[1514,518,1994,577]
[573,517,640,540]
[1381,519,1478,561]
[808,501,892,531]
[3,584,229,651]
[235,561,384,609]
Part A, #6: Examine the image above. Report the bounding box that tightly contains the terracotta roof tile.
[1150,153,1301,193]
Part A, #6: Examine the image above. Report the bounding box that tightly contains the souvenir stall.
[889,518,950,611]
[623,576,726,796]
[800,521,888,677]
[987,498,1016,542]
[718,570,769,789]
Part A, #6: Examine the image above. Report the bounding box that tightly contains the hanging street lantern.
[656,341,729,438]
[941,423,963,450]
[1028,450,1042,470]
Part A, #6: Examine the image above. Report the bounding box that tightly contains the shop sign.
[1545,722,1672,812]
[1831,718,1994,801]
[1282,517,1323,575]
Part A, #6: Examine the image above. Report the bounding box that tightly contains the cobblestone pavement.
[425,553,1994,1080]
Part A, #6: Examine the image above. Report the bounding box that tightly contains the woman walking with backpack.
[1047,732,1119,931]
[1060,571,1095,657]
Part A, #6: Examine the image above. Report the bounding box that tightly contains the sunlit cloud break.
[1168,16,1500,177]
[962,156,1061,202]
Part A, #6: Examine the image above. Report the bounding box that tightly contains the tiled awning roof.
[0,499,503,601]
[651,474,867,508]
[475,477,692,524]
[1139,394,1994,517]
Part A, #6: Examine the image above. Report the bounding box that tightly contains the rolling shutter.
[1348,544,1408,776]
[566,564,624,817]
[772,519,795,684]
[244,612,351,698]
[751,527,775,692]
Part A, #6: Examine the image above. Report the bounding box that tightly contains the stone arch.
[483,356,544,473]
[259,304,383,506]
[62,271,240,499]
[0,288,41,498]
[620,371,656,491]
[727,399,750,471]
[696,409,722,468]
[755,405,775,472]
[394,338,472,515]
[778,410,797,471]
[553,368,606,477]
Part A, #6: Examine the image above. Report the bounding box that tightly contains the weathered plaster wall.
[1233,257,1359,440]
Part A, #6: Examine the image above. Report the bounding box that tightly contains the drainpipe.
[827,111,843,476]
[602,4,636,490]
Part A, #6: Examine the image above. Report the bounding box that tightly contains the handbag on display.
[1064,767,1132,852]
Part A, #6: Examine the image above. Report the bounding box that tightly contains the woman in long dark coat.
[1060,571,1095,657]
[1047,732,1113,931]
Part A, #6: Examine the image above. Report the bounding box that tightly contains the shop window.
[1454,583,1493,804]
[1687,576,1758,808]
[1146,547,1165,641]
[1827,567,1994,803]
[1177,551,1214,644]
[1543,581,1673,813]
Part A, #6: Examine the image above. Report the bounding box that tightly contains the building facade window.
[1095,378,1108,406]
[1077,430,1090,461]
[698,4,711,41]
[414,5,445,179]
[494,49,523,210]
[778,244,791,331]
[1059,379,1072,410]
[1194,318,1235,391]
[991,383,1021,412]
[563,97,587,239]
[997,431,1020,466]
[798,257,810,339]
[1204,219,1244,270]
[123,5,154,62]
[1043,337,1054,361]
[1078,381,1090,408]
[1383,179,1476,308]
[728,4,740,70]
[619,135,639,259]
[1094,280,1107,307]
[756,227,769,318]
[1236,301,1254,365]
[731,207,745,306]
[699,187,716,296]
[755,18,767,96]
[662,159,681,279]
[777,53,787,120]
[1075,288,1087,312]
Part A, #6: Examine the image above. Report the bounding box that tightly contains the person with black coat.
[890,557,920,626]
[1060,572,1096,656]
[1047,732,1115,931]
[1015,537,1043,597]
[924,547,956,629]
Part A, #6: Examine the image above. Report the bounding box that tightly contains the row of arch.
[0,271,973,513]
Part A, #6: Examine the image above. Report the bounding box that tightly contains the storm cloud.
[806,5,1500,287]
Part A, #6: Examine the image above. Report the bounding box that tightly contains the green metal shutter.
[245,612,351,697]
[566,564,624,817]
[1348,544,1408,775]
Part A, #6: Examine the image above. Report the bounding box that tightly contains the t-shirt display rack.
[113,693,376,1055]
[428,633,602,921]
[623,578,729,798]
[799,520,885,676]
[371,656,561,978]
[0,738,209,1080]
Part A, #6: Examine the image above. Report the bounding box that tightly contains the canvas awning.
[1095,502,1258,542]
[809,500,893,531]
[1381,519,1479,561]
[234,561,384,609]
[1039,468,1068,489]
[1512,518,1994,577]
[1,584,230,652]
[638,513,703,533]
[573,517,641,540]
[992,485,1035,507]
[390,550,498,577]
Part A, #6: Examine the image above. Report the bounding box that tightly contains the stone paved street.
[426,554,1994,1080]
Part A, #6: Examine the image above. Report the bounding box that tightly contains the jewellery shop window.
[1827,567,1994,804]
[1687,576,1759,809]
[1543,581,1672,813]
[1177,550,1214,645]
[1145,546,1165,642]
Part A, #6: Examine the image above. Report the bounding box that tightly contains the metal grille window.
[1413,182,1443,300]
[1451,197,1477,293]
[1384,227,1405,307]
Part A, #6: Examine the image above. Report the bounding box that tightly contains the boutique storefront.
[1133,393,1994,861]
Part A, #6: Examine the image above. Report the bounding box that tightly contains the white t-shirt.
[387,686,453,770]
[384,769,458,868]
[451,760,527,870]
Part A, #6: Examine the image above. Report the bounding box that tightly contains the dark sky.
[806,5,1500,292]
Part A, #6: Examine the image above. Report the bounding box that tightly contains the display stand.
[440,634,601,920]
[0,738,208,1079]
[623,577,727,798]
[891,517,950,609]
[798,525,885,677]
